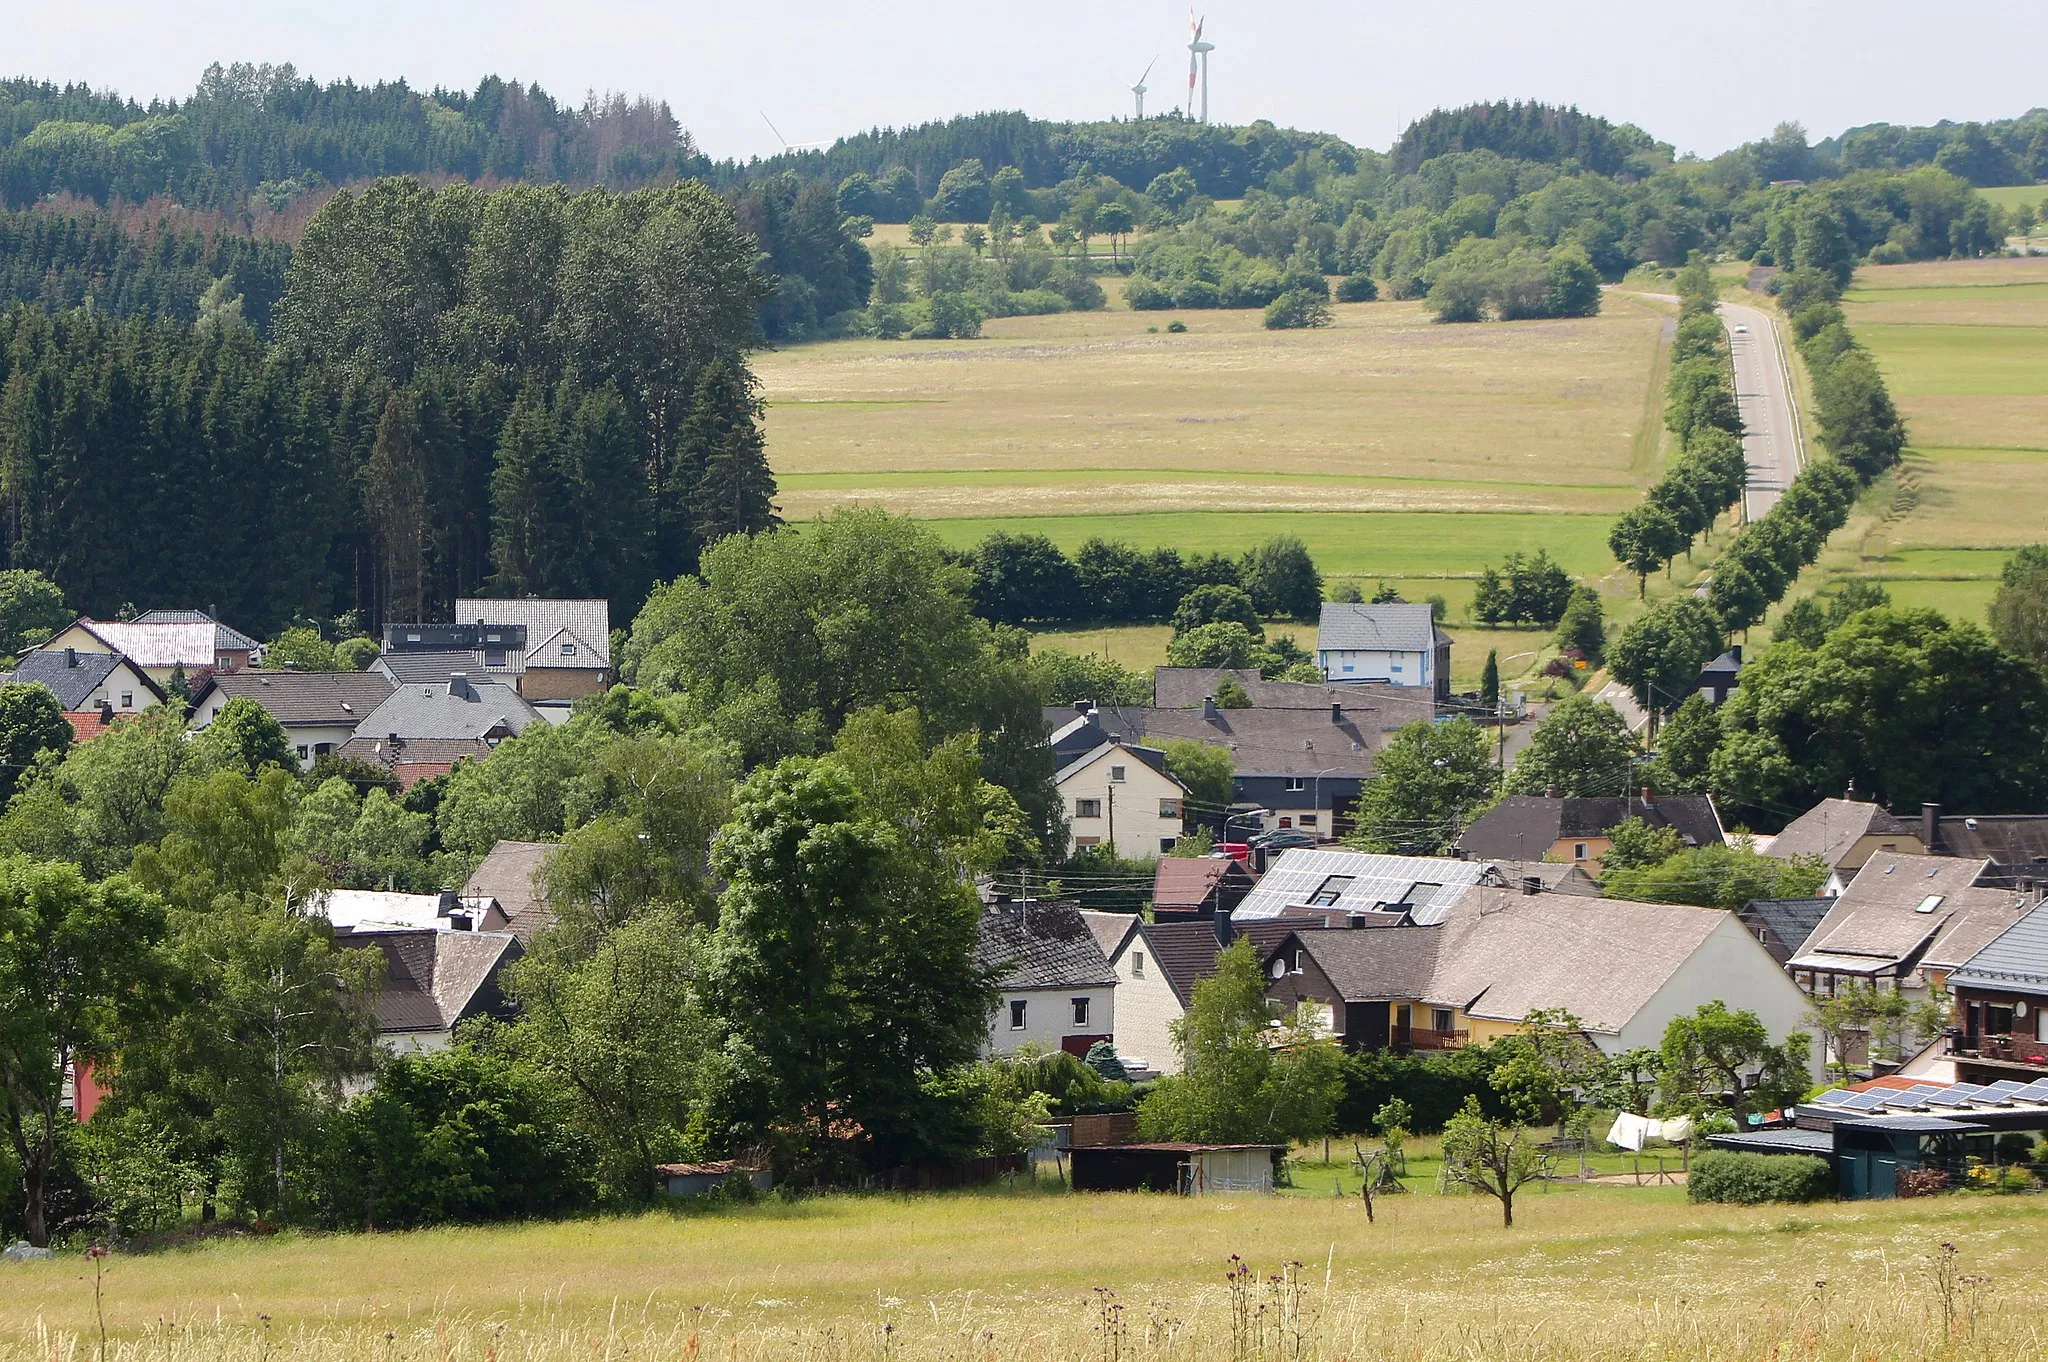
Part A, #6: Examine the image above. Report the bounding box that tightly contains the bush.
[1335,274,1378,303]
[1264,289,1333,330]
[1174,279,1224,309]
[1687,1151,1831,1204]
[1166,320,1187,333]
[1122,275,1173,310]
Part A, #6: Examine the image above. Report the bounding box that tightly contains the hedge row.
[1687,1150,1833,1204]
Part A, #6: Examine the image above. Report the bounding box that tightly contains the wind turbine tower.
[1131,56,1156,120]
[1187,14,1214,124]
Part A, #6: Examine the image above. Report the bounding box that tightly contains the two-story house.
[1054,737,1187,859]
[1314,603,1452,702]
[2,647,164,736]
[976,902,1116,1058]
[1946,901,2048,1085]
[45,609,261,686]
[189,670,399,769]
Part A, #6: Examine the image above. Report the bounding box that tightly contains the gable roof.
[1477,859,1603,896]
[1767,799,1918,868]
[977,903,1117,989]
[1281,926,1444,1003]
[455,598,611,667]
[1931,815,2048,882]
[1151,668,1439,719]
[352,674,541,743]
[1078,909,1140,960]
[336,928,521,1035]
[1742,898,1834,957]
[1429,889,1730,1033]
[1315,603,1447,654]
[194,669,396,728]
[1948,901,2048,996]
[1152,856,1252,911]
[1136,919,1320,1007]
[69,612,260,668]
[1053,739,1174,787]
[2,648,160,710]
[1068,703,1387,776]
[1793,852,2031,975]
[1456,794,1724,860]
[375,650,494,684]
[463,839,556,940]
[525,626,606,669]
[1234,848,1489,925]
[336,735,495,775]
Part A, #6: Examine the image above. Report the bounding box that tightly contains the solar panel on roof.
[1878,1089,1930,1108]
[1810,1088,1855,1108]
[2019,1079,2048,1099]
[1983,1080,2031,1096]
[1839,1090,1890,1111]
[1923,1089,1978,1108]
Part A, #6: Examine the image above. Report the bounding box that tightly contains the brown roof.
[1791,853,2031,975]
[1080,703,1387,776]
[196,669,397,727]
[1457,794,1724,860]
[1139,919,1317,1006]
[1151,857,1248,911]
[463,840,556,940]
[337,735,494,772]
[338,928,521,1035]
[1280,926,1443,1002]
[1767,799,1918,868]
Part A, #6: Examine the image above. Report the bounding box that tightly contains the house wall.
[1190,1148,1274,1194]
[189,692,354,769]
[989,984,1116,1058]
[1263,948,1352,1042]
[42,655,156,715]
[1058,747,1184,859]
[1316,646,1434,690]
[518,667,608,701]
[1109,936,1189,1074]
[1614,914,1825,1081]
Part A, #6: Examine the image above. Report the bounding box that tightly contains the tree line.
[961,532,1323,627]
[1608,258,1749,591]
[0,205,291,330]
[0,176,780,635]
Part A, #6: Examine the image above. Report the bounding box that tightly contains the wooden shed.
[1068,1142,1280,1194]
[656,1160,773,1198]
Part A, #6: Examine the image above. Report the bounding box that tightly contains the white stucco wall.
[1614,914,1826,1083]
[1108,934,1189,1074]
[1058,745,1185,859]
[1316,647,1433,689]
[988,984,1116,1057]
[190,693,354,770]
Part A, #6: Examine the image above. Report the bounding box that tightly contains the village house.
[331,927,522,1057]
[1786,852,2034,1004]
[1455,790,1725,872]
[976,902,1116,1058]
[1760,797,1923,894]
[1739,897,1836,965]
[335,671,543,788]
[382,599,612,703]
[189,669,398,769]
[45,609,260,686]
[1053,736,1186,859]
[1231,847,1494,925]
[1260,887,1818,1075]
[1941,901,2048,1085]
[1313,603,1452,702]
[311,888,512,933]
[1,646,164,738]
[1096,916,1324,1076]
[462,839,557,940]
[1149,855,1258,920]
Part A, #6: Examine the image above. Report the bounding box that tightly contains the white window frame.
[1009,1000,1027,1030]
[1071,997,1090,1026]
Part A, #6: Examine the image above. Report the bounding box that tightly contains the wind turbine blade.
[759,111,791,152]
[1139,54,1157,83]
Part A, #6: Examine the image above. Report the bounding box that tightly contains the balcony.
[1955,1032,2048,1067]
[1392,1026,1469,1052]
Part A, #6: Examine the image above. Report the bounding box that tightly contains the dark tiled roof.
[1316,603,1446,653]
[1053,738,1171,785]
[1067,704,1385,776]
[196,669,396,727]
[336,735,495,771]
[1151,669,1437,718]
[1949,902,2048,994]
[977,903,1115,989]
[337,928,521,1034]
[1281,926,1443,1002]
[1457,794,1723,859]
[375,650,494,684]
[463,840,557,941]
[1768,799,1917,867]
[1743,898,1834,956]
[1933,816,2048,881]
[1139,919,1314,1006]
[3,649,135,710]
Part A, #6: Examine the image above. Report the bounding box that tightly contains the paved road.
[1719,298,1803,521]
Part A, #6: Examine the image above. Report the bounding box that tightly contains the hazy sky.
[7,0,2044,163]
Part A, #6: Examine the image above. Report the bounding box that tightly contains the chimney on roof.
[98,699,113,724]
[1203,696,1221,721]
[64,647,76,668]
[1730,645,1742,666]
[1346,910,1367,929]
[1331,702,1342,724]
[1522,875,1542,896]
[448,672,471,699]
[1074,700,1092,714]
[1923,802,1942,853]
[1640,785,1654,806]
[1212,908,1234,947]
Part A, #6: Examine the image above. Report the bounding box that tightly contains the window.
[1390,664,1404,674]
[1308,875,1354,908]
[561,642,577,657]
[1075,836,1101,848]
[1572,842,1589,861]
[1071,997,1090,1026]
[296,745,309,760]
[1914,894,1945,914]
[486,633,502,643]
[485,650,508,667]
[1159,799,1180,819]
[1009,1000,1027,1030]
[1395,1004,1413,1031]
[314,743,333,756]
[1160,837,1176,852]
[1075,799,1102,819]
[406,633,422,643]
[1132,950,1145,978]
[1110,765,1126,782]
[120,693,133,708]
[216,655,233,670]
[1285,778,1306,792]
[1292,950,1305,975]
[1299,815,1317,828]
[1279,817,1293,829]
[1432,1008,1455,1034]
[1342,664,1355,673]
[1987,1005,2016,1036]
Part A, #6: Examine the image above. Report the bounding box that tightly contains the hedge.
[1687,1150,1832,1204]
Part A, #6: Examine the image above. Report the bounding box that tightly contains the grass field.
[4,1185,2045,1362]
[1976,183,2048,212]
[1812,257,2048,620]
[757,295,1670,598]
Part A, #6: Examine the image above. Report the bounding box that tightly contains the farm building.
[656,1161,773,1198]
[1068,1142,1281,1195]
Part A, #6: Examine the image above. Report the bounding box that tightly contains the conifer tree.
[684,359,778,552]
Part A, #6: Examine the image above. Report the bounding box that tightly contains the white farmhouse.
[977,903,1116,1058]
[1315,603,1452,702]
[1055,738,1187,859]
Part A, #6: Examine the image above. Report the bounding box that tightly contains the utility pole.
[1496,692,1508,779]
[1107,785,1116,858]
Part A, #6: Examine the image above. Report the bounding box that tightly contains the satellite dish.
[2018,1001,2030,1019]
[1270,958,1287,979]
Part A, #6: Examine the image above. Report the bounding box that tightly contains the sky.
[6,0,2045,163]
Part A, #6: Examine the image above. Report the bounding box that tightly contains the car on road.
[1733,325,1749,335]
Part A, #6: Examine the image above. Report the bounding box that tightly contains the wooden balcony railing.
[1958,1033,2048,1066]
[1392,1026,1469,1052]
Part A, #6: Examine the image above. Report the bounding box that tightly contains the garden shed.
[1068,1142,1281,1194]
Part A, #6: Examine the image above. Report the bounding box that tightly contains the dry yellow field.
[2,1187,2044,1362]
[758,295,1670,528]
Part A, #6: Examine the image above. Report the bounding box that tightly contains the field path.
[1720,298,1804,520]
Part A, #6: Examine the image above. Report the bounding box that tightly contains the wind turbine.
[1131,55,1157,120]
[1186,13,1214,124]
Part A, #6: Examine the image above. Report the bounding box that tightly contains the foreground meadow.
[4,1184,2042,1362]
[1824,256,2048,619]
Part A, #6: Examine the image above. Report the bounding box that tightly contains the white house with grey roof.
[976,903,1118,1057]
[351,671,541,748]
[190,669,397,768]
[3,647,163,719]
[1054,738,1187,860]
[1315,603,1452,702]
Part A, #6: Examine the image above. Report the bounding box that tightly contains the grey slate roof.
[1457,794,1725,859]
[463,839,557,941]
[1283,926,1444,1002]
[1931,816,2048,884]
[1151,669,1438,719]
[977,903,1117,989]
[1140,919,1320,1006]
[1315,603,1447,654]
[336,736,495,772]
[351,674,541,743]
[1058,703,1387,776]
[195,669,396,727]
[455,598,611,667]
[1742,898,1834,957]
[1793,853,2031,976]
[1947,901,2048,994]
[2,649,157,710]
[1053,739,1171,786]
[1767,799,1918,868]
[1478,860,1603,896]
[375,650,494,684]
